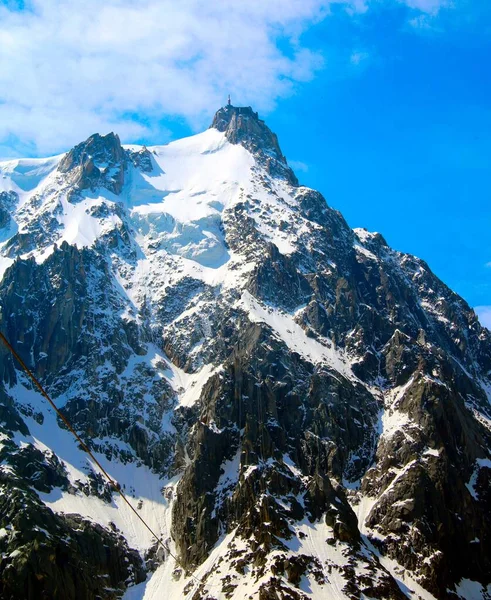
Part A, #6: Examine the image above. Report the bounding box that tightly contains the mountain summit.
[211,104,299,185]
[0,108,490,600]
[211,105,285,159]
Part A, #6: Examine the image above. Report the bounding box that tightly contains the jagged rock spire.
[210,105,299,186]
[210,105,283,158]
[58,132,127,196]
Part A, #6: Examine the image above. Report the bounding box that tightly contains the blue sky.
[0,0,490,324]
[273,2,491,322]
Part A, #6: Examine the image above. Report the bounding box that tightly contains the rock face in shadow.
[0,242,176,472]
[0,482,145,600]
[128,146,154,173]
[0,191,16,229]
[165,160,491,596]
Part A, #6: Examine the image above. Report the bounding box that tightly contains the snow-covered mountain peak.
[1,109,491,600]
[58,131,127,196]
[0,116,311,279]
[210,105,281,156]
[0,155,61,193]
[210,104,299,186]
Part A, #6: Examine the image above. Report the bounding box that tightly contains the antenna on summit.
[227,94,231,106]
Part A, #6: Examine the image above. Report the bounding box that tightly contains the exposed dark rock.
[0,481,145,600]
[58,132,127,196]
[127,146,154,172]
[0,207,10,229]
[211,105,298,186]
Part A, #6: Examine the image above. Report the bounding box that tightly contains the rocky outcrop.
[128,146,154,173]
[164,165,491,596]
[0,483,145,600]
[58,132,127,196]
[171,320,387,597]
[361,369,491,596]
[0,242,176,473]
[0,191,16,229]
[211,105,299,185]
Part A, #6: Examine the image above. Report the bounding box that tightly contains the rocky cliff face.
[0,107,490,600]
[58,132,127,196]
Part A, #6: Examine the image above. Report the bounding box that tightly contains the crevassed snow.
[0,130,256,277]
[124,129,253,269]
[0,124,302,299]
[0,155,62,193]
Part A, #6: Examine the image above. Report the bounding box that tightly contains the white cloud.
[476,306,491,330]
[408,14,434,28]
[485,262,491,268]
[0,0,458,156]
[0,0,344,155]
[401,0,452,16]
[289,160,309,173]
[402,0,453,30]
[350,50,370,65]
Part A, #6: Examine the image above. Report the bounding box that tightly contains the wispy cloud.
[476,306,491,330]
[0,0,459,156]
[408,14,436,29]
[402,0,454,31]
[289,160,309,173]
[0,0,336,154]
[350,50,370,65]
[401,0,453,16]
